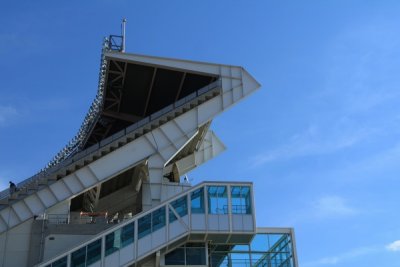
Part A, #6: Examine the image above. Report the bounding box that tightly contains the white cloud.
[285,195,358,225]
[313,196,357,218]
[0,105,18,126]
[250,124,372,167]
[303,246,380,267]
[386,240,400,252]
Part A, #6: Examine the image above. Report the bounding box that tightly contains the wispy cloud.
[250,18,400,170]
[386,240,400,252]
[0,105,18,126]
[284,195,358,225]
[312,196,357,219]
[303,245,381,267]
[250,124,373,167]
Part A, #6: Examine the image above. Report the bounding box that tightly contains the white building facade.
[0,36,298,267]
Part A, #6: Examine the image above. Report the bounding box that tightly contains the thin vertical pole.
[121,18,127,52]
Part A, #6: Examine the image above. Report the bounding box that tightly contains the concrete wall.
[43,234,90,261]
[43,223,112,261]
[0,219,33,267]
[46,200,69,216]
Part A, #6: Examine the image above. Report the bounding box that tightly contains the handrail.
[38,181,252,266]
[0,79,222,201]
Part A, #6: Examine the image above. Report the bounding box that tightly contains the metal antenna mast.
[122,18,127,52]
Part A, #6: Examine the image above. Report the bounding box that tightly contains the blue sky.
[1,1,400,266]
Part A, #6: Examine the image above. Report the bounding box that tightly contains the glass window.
[51,256,67,267]
[207,186,228,214]
[173,196,188,217]
[86,239,101,266]
[186,243,206,265]
[152,207,166,232]
[138,213,151,239]
[210,253,229,267]
[165,243,206,266]
[231,186,251,214]
[71,246,86,267]
[105,229,122,256]
[191,188,205,214]
[165,247,185,265]
[169,206,178,223]
[121,222,135,247]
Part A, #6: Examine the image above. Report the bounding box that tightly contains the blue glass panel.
[121,222,135,247]
[169,207,178,223]
[71,246,86,267]
[186,247,206,265]
[51,256,67,267]
[165,247,185,265]
[208,186,228,214]
[171,196,188,217]
[105,229,121,256]
[86,239,101,266]
[152,207,166,232]
[138,213,151,239]
[191,188,204,214]
[231,186,251,214]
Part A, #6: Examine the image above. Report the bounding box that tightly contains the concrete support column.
[142,154,166,211]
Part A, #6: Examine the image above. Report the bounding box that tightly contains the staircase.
[37,181,255,267]
[0,81,221,234]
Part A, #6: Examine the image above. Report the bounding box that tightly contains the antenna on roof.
[121,18,127,53]
[107,19,126,52]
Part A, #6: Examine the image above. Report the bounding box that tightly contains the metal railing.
[0,79,222,201]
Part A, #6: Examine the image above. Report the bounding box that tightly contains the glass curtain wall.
[209,233,295,267]
[207,186,228,214]
[165,243,206,265]
[138,206,166,239]
[191,188,205,213]
[105,222,135,256]
[70,238,102,267]
[169,196,188,223]
[230,186,251,214]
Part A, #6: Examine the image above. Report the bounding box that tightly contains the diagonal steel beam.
[143,67,157,116]
[175,72,186,101]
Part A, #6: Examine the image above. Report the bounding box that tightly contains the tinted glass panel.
[121,222,135,247]
[138,213,151,239]
[191,188,204,214]
[186,247,206,265]
[169,207,178,223]
[86,239,101,266]
[152,207,166,232]
[165,247,185,265]
[51,256,67,267]
[71,246,86,267]
[231,186,251,214]
[207,186,228,214]
[171,196,188,217]
[105,229,121,256]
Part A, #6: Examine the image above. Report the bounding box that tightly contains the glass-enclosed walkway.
[40,182,257,267]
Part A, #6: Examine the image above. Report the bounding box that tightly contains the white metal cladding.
[37,181,255,267]
[0,55,260,234]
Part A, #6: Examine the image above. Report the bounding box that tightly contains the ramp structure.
[0,28,298,267]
